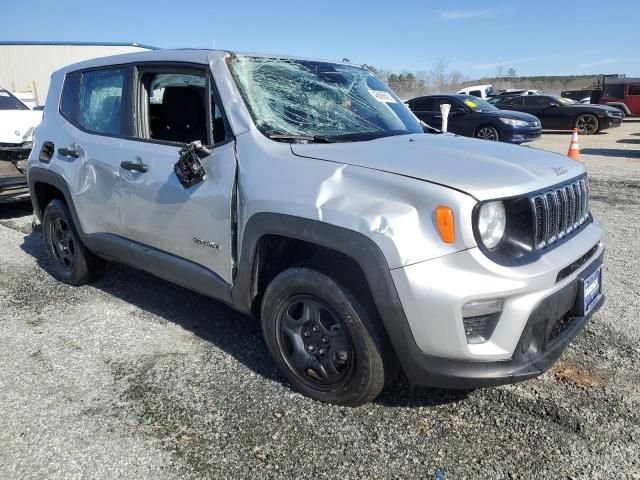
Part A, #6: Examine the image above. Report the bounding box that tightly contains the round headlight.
[478,201,506,249]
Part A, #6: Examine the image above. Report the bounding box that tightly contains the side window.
[468,90,482,98]
[60,71,81,121]
[629,84,640,96]
[0,89,29,110]
[506,97,524,106]
[141,72,207,144]
[602,84,624,99]
[211,87,229,144]
[412,97,436,111]
[79,69,125,135]
[524,96,550,107]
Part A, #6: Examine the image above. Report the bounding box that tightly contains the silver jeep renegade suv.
[27,50,604,405]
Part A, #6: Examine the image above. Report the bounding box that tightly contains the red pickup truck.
[598,77,640,116]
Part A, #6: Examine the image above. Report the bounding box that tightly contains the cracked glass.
[230,56,422,142]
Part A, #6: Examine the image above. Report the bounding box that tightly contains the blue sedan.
[406,94,542,144]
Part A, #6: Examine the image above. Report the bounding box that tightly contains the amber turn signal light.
[436,206,455,243]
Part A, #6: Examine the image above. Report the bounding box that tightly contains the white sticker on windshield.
[368,90,397,103]
[0,92,9,97]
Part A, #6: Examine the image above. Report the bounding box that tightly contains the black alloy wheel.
[475,125,499,141]
[276,295,354,389]
[575,113,599,135]
[42,199,100,285]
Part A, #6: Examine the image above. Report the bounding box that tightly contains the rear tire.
[42,199,101,285]
[575,113,599,134]
[475,125,499,141]
[261,267,397,406]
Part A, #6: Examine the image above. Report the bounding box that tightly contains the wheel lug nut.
[318,348,326,355]
[322,336,328,343]
[312,325,319,333]
[306,344,314,352]
[303,330,311,338]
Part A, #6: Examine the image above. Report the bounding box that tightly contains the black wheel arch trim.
[231,212,434,381]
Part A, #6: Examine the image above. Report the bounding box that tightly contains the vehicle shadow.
[581,148,640,159]
[18,229,464,408]
[617,138,640,144]
[541,130,609,136]
[0,200,32,219]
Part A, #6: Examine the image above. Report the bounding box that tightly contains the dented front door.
[118,138,236,284]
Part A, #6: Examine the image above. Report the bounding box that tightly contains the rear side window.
[60,71,81,121]
[629,84,640,96]
[412,97,437,111]
[602,84,624,99]
[468,90,482,98]
[79,68,125,135]
[524,96,551,106]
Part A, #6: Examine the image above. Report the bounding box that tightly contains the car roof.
[410,94,472,101]
[62,49,362,73]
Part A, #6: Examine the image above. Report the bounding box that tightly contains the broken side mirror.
[174,141,213,188]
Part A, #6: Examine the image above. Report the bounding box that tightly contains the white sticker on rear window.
[368,90,397,103]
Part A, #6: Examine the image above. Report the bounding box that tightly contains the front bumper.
[398,256,602,388]
[500,127,542,144]
[389,220,604,388]
[600,116,622,129]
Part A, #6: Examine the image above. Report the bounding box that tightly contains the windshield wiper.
[318,130,412,142]
[268,134,336,143]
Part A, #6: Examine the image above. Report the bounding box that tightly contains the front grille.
[531,178,590,249]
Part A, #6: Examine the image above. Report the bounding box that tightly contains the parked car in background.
[457,84,494,99]
[0,87,42,203]
[597,77,640,116]
[407,94,541,143]
[494,94,623,134]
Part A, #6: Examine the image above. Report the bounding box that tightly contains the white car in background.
[0,87,42,203]
[457,84,495,99]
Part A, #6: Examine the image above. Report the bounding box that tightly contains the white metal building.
[0,41,155,106]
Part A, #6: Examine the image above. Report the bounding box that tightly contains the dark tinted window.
[602,84,624,99]
[61,71,81,121]
[524,96,552,106]
[629,84,640,95]
[411,97,437,111]
[211,90,229,144]
[468,90,482,98]
[502,96,524,106]
[79,68,125,135]
[0,90,28,110]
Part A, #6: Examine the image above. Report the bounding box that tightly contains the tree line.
[359,58,599,100]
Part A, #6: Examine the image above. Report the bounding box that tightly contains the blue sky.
[3,0,638,78]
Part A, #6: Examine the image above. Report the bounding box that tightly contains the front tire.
[575,113,599,134]
[43,199,100,285]
[261,267,397,406]
[475,125,499,141]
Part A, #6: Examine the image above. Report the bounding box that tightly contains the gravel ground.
[1,121,639,479]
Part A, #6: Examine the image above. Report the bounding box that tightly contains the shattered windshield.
[229,56,423,142]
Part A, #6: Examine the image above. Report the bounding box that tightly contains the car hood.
[291,133,584,201]
[482,110,540,122]
[566,103,620,113]
[0,110,42,144]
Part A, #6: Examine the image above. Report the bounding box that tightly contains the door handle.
[121,160,148,173]
[58,146,79,158]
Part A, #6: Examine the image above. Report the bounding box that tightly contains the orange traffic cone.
[567,128,581,161]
